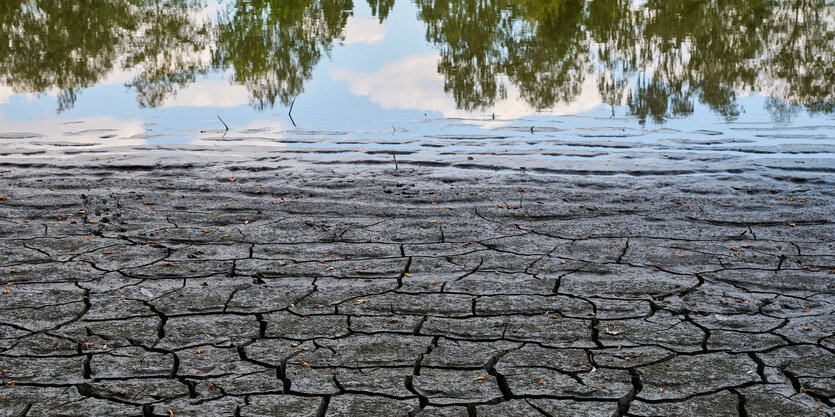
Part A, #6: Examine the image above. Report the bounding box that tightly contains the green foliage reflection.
[416,0,835,121]
[0,0,831,120]
[0,0,211,111]
[212,0,354,110]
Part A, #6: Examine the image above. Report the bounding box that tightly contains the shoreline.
[1,161,833,415]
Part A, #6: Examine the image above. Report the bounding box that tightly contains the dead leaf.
[353,299,368,305]
[473,376,490,381]
[229,177,237,182]
[167,409,174,417]
[300,360,311,368]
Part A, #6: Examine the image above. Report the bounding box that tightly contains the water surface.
[1,0,833,174]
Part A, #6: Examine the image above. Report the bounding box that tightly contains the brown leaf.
[473,376,490,381]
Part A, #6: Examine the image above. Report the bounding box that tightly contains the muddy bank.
[0,158,833,416]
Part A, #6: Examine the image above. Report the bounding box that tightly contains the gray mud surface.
[0,157,833,416]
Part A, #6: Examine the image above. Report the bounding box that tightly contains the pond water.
[1,0,834,175]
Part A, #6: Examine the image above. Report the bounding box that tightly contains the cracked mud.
[0,159,833,416]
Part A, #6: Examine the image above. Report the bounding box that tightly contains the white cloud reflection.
[330,54,603,119]
[343,16,387,45]
[161,80,250,108]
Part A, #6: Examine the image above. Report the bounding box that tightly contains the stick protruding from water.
[217,115,229,131]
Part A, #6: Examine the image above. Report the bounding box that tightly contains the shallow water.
[1,0,833,175]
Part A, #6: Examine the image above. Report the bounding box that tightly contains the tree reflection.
[0,0,832,120]
[367,0,395,21]
[416,0,835,121]
[212,0,354,110]
[0,0,211,111]
[0,1,131,111]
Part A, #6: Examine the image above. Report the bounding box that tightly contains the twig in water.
[393,154,399,171]
[217,115,229,131]
[288,98,297,128]
[530,126,535,134]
